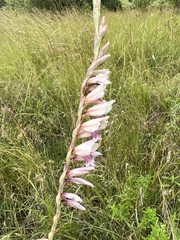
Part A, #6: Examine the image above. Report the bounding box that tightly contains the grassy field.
[0,8,180,240]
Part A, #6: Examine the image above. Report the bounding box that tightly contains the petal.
[81,116,109,132]
[99,117,109,130]
[84,155,95,167]
[81,118,101,132]
[73,155,86,162]
[67,166,95,177]
[73,150,101,162]
[63,199,86,211]
[85,84,106,103]
[74,139,96,156]
[78,130,92,139]
[85,100,115,117]
[73,151,101,167]
[85,84,97,95]
[65,178,94,187]
[78,130,101,140]
[92,130,101,141]
[91,151,102,157]
[88,73,111,85]
[92,142,100,151]
[61,192,83,202]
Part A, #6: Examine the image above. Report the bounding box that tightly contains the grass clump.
[0,9,180,240]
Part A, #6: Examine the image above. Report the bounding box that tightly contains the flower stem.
[48,97,84,240]
[48,1,101,239]
[48,62,100,240]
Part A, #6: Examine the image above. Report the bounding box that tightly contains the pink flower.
[61,192,83,202]
[81,116,109,132]
[73,139,97,156]
[85,100,115,117]
[78,130,101,140]
[67,166,95,177]
[73,155,96,167]
[65,178,94,187]
[63,199,86,211]
[77,131,92,139]
[85,84,98,95]
[73,150,102,167]
[88,73,111,85]
[85,84,106,103]
[78,117,109,139]
[73,151,102,162]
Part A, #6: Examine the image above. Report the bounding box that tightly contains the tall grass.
[0,9,179,240]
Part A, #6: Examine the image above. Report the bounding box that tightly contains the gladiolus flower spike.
[47,1,114,240]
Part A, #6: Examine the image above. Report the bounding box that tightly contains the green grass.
[0,9,180,240]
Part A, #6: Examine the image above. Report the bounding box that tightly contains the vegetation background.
[0,0,179,239]
[0,0,180,11]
